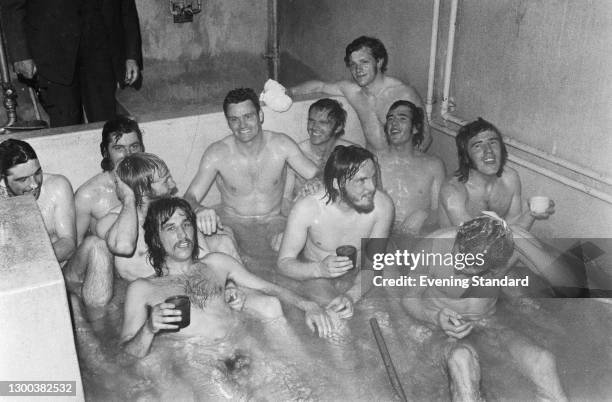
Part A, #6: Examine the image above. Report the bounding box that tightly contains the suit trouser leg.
[37,75,82,127]
[78,47,117,124]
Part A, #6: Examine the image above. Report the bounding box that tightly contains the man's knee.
[447,343,480,374]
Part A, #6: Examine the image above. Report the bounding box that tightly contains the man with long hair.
[277,145,394,317]
[439,118,554,229]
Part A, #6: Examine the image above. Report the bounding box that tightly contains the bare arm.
[277,197,323,280]
[504,169,535,230]
[283,136,318,180]
[120,281,155,357]
[439,180,473,226]
[289,80,344,97]
[51,177,77,263]
[74,188,94,245]
[95,176,138,255]
[424,159,446,227]
[183,146,221,210]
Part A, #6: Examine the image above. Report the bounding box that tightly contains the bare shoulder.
[44,173,74,196]
[440,177,467,200]
[501,166,521,187]
[266,130,301,151]
[383,77,422,102]
[337,80,361,95]
[75,172,110,200]
[420,153,446,174]
[127,277,154,298]
[202,137,232,161]
[291,192,323,220]
[374,190,394,212]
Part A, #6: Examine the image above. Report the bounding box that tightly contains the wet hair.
[0,139,38,177]
[344,36,388,73]
[100,115,144,171]
[385,100,424,147]
[144,197,199,277]
[309,98,347,138]
[223,88,261,116]
[323,145,377,204]
[116,153,170,207]
[453,215,514,275]
[455,118,508,182]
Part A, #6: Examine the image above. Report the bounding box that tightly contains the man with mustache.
[277,145,394,318]
[289,36,432,153]
[0,139,76,263]
[66,153,239,317]
[439,118,554,230]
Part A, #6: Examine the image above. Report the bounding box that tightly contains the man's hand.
[124,59,140,85]
[436,308,473,339]
[326,294,354,319]
[528,199,555,220]
[316,255,353,278]
[146,302,182,333]
[225,283,246,311]
[113,173,136,204]
[14,59,37,79]
[194,206,223,235]
[303,301,334,337]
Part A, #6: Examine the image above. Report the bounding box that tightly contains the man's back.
[37,173,75,242]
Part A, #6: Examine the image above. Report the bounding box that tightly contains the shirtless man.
[74,116,144,244]
[0,139,76,263]
[65,153,240,314]
[277,145,394,316]
[289,36,431,152]
[439,118,554,230]
[120,197,333,359]
[378,100,445,235]
[401,214,573,401]
[284,98,357,206]
[184,88,318,247]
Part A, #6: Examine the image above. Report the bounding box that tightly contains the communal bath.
[2,96,612,400]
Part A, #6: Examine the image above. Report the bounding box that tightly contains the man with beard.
[439,118,554,230]
[277,145,394,317]
[289,36,431,152]
[378,100,445,236]
[0,139,76,263]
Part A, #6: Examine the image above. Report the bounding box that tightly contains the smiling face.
[307,108,340,146]
[150,170,178,199]
[226,100,264,143]
[467,130,503,175]
[107,132,143,170]
[348,47,383,88]
[159,208,195,264]
[4,159,43,199]
[339,159,377,213]
[385,104,416,146]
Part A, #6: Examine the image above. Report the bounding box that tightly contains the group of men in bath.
[0,36,572,400]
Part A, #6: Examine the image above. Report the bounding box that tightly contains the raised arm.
[205,253,332,337]
[283,136,318,180]
[50,176,77,263]
[74,187,95,245]
[289,80,344,97]
[95,175,138,255]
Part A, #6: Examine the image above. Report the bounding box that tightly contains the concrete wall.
[280,0,612,238]
[0,196,84,400]
[135,0,268,61]
[9,97,364,205]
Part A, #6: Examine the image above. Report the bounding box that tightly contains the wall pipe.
[265,0,280,81]
[430,121,612,205]
[425,0,441,122]
[438,0,612,188]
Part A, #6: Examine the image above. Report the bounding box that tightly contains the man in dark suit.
[0,0,142,127]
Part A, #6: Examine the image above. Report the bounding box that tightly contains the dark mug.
[336,245,357,269]
[164,295,191,332]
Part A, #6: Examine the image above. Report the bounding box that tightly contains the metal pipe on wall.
[266,0,279,81]
[436,0,612,191]
[425,0,441,122]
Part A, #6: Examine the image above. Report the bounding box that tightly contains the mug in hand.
[164,295,191,332]
[529,196,550,214]
[336,245,357,269]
